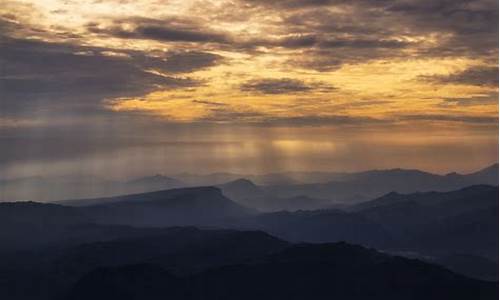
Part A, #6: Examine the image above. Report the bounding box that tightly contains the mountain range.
[1,164,497,212]
[0,168,497,299]
[66,242,497,300]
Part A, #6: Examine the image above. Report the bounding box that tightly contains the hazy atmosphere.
[0,1,498,299]
[1,0,498,179]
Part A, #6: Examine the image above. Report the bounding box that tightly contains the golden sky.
[0,0,498,176]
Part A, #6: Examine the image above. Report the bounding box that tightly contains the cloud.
[253,115,390,127]
[73,0,497,72]
[421,66,499,86]
[438,93,499,107]
[400,114,498,124]
[139,51,224,73]
[192,100,228,106]
[318,39,409,49]
[0,24,224,116]
[201,109,264,122]
[241,0,344,9]
[240,0,498,68]
[86,17,230,44]
[331,100,394,110]
[240,78,334,94]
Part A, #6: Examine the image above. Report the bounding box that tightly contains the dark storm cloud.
[246,35,409,51]
[318,39,408,49]
[238,0,498,69]
[276,35,318,48]
[86,18,231,44]
[79,0,497,72]
[421,66,499,86]
[135,25,228,43]
[0,18,225,116]
[240,78,334,94]
[192,100,228,106]
[0,37,201,114]
[134,51,224,73]
[387,0,498,58]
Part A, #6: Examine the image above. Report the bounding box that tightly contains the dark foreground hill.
[65,242,498,300]
[0,228,288,300]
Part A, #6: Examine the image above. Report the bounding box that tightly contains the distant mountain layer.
[263,163,499,204]
[219,178,330,212]
[211,164,499,211]
[65,242,498,300]
[0,163,497,207]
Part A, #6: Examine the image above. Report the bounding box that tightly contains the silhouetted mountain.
[0,187,253,251]
[53,227,287,277]
[0,227,288,300]
[226,185,498,280]
[465,163,499,185]
[219,178,266,200]
[240,209,394,248]
[80,187,253,227]
[266,195,330,211]
[0,183,497,290]
[411,206,498,260]
[2,163,496,204]
[219,178,330,212]
[174,172,245,186]
[263,163,499,203]
[0,202,89,252]
[174,172,298,186]
[434,254,498,282]
[66,242,498,300]
[350,184,498,213]
[351,185,499,260]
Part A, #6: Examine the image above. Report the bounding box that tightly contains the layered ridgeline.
[66,243,496,300]
[0,182,497,299]
[0,227,288,300]
[188,163,498,212]
[0,226,496,300]
[0,187,253,252]
[0,164,497,211]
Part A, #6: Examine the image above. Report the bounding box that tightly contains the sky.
[0,0,498,179]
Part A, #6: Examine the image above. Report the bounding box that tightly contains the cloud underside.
[421,66,499,86]
[0,0,497,127]
[0,27,222,114]
[240,78,334,94]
